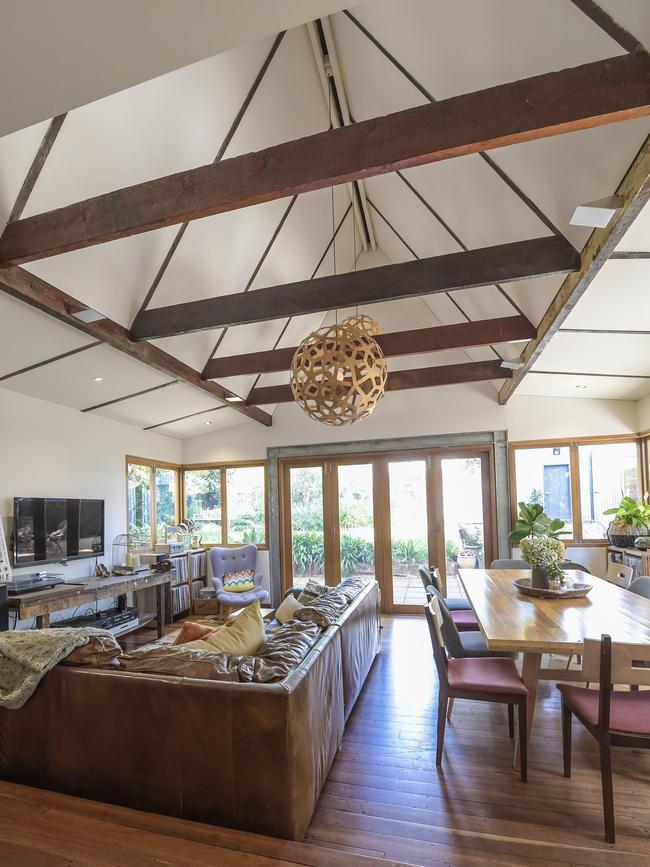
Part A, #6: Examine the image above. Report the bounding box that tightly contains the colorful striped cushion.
[222,569,255,593]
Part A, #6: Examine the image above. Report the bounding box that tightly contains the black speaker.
[0,584,8,632]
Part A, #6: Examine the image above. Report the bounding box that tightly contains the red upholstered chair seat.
[447,657,528,695]
[558,685,650,736]
[451,609,479,631]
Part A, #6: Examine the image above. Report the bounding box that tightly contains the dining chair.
[418,565,471,611]
[605,562,634,589]
[628,575,650,599]
[425,597,528,781]
[557,634,650,843]
[425,584,516,660]
[490,558,530,569]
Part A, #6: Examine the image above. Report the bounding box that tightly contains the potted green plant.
[519,535,566,589]
[509,502,568,545]
[509,502,569,589]
[603,495,650,549]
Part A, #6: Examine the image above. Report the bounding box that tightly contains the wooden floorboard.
[1,615,649,865]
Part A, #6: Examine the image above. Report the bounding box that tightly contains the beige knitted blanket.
[0,627,108,709]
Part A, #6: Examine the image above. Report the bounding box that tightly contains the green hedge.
[291,531,428,577]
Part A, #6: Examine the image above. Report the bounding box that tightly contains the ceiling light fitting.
[225,396,244,403]
[92,376,104,382]
[74,307,105,323]
[500,359,523,370]
[570,195,623,229]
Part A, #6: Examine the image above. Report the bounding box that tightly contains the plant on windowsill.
[603,495,650,549]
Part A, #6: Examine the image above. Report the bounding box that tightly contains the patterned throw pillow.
[222,569,255,593]
[297,578,328,604]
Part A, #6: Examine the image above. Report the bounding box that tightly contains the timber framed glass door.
[279,446,496,611]
[280,458,378,590]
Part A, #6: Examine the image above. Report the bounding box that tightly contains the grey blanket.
[0,627,109,709]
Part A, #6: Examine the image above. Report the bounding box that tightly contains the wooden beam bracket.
[131,237,578,341]
[1,51,649,266]
[204,314,536,379]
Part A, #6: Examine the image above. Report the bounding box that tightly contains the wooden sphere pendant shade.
[290,321,387,426]
[340,313,384,337]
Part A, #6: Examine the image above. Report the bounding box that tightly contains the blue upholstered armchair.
[210,544,270,613]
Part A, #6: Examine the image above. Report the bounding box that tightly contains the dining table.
[457,568,650,759]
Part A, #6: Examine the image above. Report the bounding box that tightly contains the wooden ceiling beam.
[204,314,535,379]
[0,266,272,426]
[248,360,510,405]
[131,237,578,340]
[1,51,649,266]
[498,134,650,404]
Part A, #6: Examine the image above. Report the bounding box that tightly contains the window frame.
[181,460,268,550]
[508,435,642,547]
[126,455,181,548]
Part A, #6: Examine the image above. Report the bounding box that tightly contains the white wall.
[0,388,181,591]
[637,395,650,432]
[183,384,640,463]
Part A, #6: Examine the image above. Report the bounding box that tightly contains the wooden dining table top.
[458,569,650,655]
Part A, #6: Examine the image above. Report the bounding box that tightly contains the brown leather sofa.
[0,579,380,840]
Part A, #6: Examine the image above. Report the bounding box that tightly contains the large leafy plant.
[603,495,650,527]
[509,502,569,545]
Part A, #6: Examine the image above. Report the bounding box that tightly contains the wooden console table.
[7,571,172,637]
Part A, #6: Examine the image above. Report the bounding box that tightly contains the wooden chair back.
[606,562,633,588]
[430,566,442,593]
[424,598,449,686]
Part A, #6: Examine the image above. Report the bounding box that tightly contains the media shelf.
[167,550,208,617]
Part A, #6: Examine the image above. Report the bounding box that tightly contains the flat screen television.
[13,498,105,567]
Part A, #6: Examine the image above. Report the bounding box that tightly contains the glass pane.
[389,460,428,606]
[184,469,222,544]
[441,458,485,594]
[155,467,178,542]
[290,466,325,587]
[127,463,153,543]
[338,463,375,578]
[226,465,266,545]
[514,446,573,534]
[579,442,639,539]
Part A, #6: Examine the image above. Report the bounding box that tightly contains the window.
[127,462,153,543]
[126,458,180,547]
[513,446,573,535]
[578,442,639,539]
[155,466,179,543]
[511,438,641,543]
[226,465,266,545]
[182,463,267,547]
[184,468,222,544]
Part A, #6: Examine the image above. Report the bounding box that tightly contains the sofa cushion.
[61,631,122,667]
[188,600,265,656]
[275,593,303,625]
[119,644,240,681]
[173,620,220,646]
[295,588,349,629]
[297,579,328,604]
[238,621,322,683]
[222,569,255,593]
[336,577,368,602]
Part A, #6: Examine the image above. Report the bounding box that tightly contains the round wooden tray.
[513,577,592,599]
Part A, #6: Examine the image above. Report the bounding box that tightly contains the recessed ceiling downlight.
[92,376,105,382]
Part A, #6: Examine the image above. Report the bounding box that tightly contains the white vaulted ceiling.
[0,0,649,438]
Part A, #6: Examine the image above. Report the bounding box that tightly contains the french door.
[280,447,495,613]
